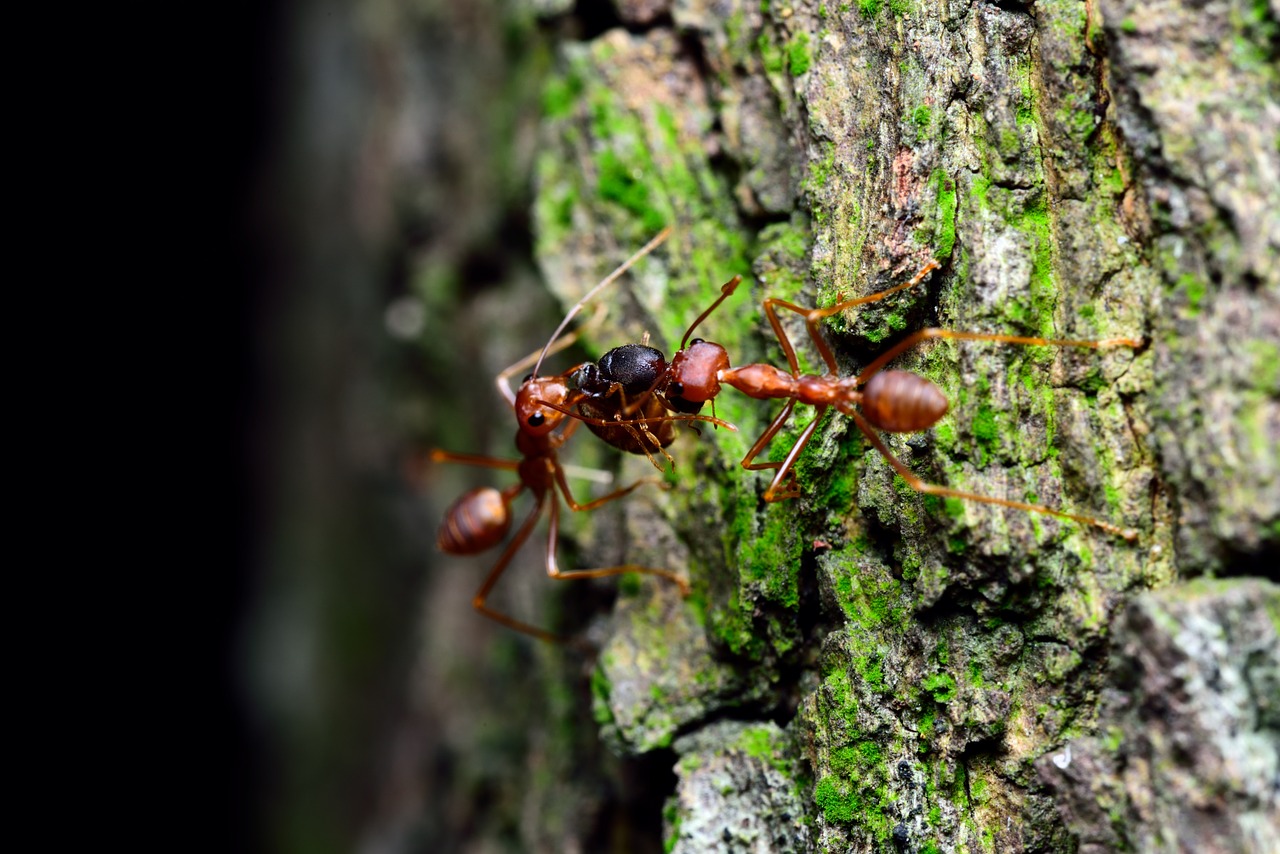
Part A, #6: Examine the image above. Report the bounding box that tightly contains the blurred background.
[233,1,671,852]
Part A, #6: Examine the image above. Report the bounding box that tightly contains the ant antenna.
[679,275,742,350]
[531,226,673,378]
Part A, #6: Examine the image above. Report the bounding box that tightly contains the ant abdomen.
[860,370,949,433]
[438,486,511,554]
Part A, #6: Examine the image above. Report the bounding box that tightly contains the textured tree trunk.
[254,0,1278,851]
[525,1,1279,851]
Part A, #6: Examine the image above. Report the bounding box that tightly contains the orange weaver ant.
[431,228,735,643]
[662,259,1146,540]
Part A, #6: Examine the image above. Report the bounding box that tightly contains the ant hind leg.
[848,411,1138,540]
[471,497,575,644]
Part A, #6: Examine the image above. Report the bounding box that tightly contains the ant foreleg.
[848,410,1139,540]
[545,497,691,595]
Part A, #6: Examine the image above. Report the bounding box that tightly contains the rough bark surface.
[254,0,1280,851]
[523,0,1279,852]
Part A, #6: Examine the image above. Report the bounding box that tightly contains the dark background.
[229,2,659,852]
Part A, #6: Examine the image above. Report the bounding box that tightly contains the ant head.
[515,375,571,437]
[665,339,729,413]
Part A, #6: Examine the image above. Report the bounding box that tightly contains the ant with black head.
[431,228,736,644]
[547,274,744,469]
[660,258,1146,539]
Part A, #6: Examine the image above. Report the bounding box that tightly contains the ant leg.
[855,329,1145,385]
[545,495,691,595]
[535,400,739,433]
[471,495,573,644]
[627,415,677,470]
[848,410,1138,540]
[601,387,674,470]
[759,299,805,375]
[761,405,829,502]
[430,449,521,470]
[553,463,664,512]
[766,260,941,375]
[739,399,799,491]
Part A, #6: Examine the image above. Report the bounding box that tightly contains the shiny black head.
[589,344,667,397]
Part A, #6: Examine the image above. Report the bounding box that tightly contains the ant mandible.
[431,228,735,644]
[662,259,1146,539]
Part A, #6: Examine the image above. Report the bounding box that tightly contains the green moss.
[889,0,911,15]
[912,105,933,140]
[595,149,666,232]
[541,72,583,118]
[815,776,858,823]
[970,771,988,803]
[757,30,784,75]
[738,726,789,773]
[1017,197,1056,337]
[807,141,838,195]
[930,169,957,259]
[788,33,812,76]
[616,572,642,597]
[919,706,937,738]
[858,0,882,17]
[973,403,998,447]
[857,653,887,693]
[663,802,681,853]
[1179,273,1207,315]
[1246,341,1280,392]
[923,672,957,702]
[744,510,804,607]
[590,665,614,725]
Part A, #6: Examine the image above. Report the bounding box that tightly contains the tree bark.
[527,1,1279,852]
[252,0,1279,851]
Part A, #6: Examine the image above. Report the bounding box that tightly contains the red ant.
[431,228,734,644]
[661,259,1146,540]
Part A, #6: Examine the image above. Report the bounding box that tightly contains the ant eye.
[690,338,705,346]
[669,381,684,395]
[522,373,534,383]
[527,412,546,427]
